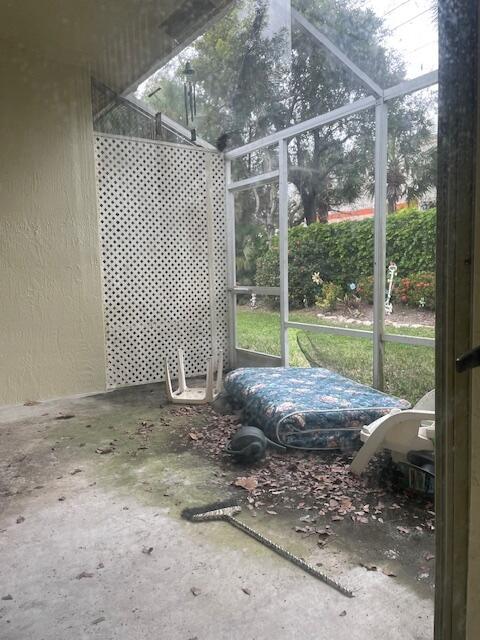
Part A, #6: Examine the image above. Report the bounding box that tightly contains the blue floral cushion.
[224,367,410,450]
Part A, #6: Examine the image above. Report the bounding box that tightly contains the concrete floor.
[0,384,434,640]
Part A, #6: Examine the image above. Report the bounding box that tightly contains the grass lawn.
[236,306,435,405]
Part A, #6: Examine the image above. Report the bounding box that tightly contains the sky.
[366,0,438,78]
[264,0,438,82]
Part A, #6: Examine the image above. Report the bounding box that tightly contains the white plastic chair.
[350,390,435,475]
[165,349,223,404]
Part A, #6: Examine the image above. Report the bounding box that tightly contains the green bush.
[356,275,374,305]
[256,208,436,307]
[236,224,270,285]
[315,282,344,311]
[255,246,279,287]
[396,272,436,310]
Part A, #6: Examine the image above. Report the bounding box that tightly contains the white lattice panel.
[94,134,228,388]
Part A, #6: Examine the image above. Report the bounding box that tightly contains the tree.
[284,0,400,222]
[385,93,437,212]
[141,1,285,149]
[139,0,436,223]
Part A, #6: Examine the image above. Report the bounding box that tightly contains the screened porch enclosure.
[219,2,438,398]
[92,0,438,401]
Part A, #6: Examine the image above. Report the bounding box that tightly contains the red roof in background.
[328,202,408,223]
[328,207,374,222]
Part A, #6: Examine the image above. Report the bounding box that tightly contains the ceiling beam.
[291,8,384,98]
[225,95,376,159]
[226,70,438,160]
[383,69,438,101]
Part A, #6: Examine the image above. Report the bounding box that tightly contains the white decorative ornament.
[385,262,398,315]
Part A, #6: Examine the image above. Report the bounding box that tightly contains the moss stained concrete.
[0,383,434,639]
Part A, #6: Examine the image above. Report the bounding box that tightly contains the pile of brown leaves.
[182,405,435,534]
[231,454,397,525]
[186,406,240,456]
[233,454,434,532]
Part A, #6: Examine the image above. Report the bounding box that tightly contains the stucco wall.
[0,46,106,405]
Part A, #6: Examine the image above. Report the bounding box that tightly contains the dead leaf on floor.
[424,552,435,561]
[266,510,277,515]
[359,563,377,572]
[58,496,66,501]
[299,515,313,522]
[397,526,410,535]
[91,617,105,625]
[189,432,200,440]
[95,447,114,455]
[241,587,251,596]
[70,469,83,475]
[76,571,94,579]
[24,400,40,406]
[142,546,154,555]
[190,587,201,597]
[1,595,13,601]
[339,610,347,617]
[417,572,430,580]
[382,568,397,577]
[234,476,258,492]
[55,414,75,420]
[16,516,25,524]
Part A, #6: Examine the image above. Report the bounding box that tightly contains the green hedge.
[256,208,436,307]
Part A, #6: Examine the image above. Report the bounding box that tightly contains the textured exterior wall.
[0,47,106,405]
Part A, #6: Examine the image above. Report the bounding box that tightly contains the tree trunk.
[316,202,329,224]
[301,190,317,224]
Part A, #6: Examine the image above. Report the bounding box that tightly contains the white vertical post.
[225,159,237,368]
[205,154,217,358]
[373,99,388,389]
[278,139,289,366]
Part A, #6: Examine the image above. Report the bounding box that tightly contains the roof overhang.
[0,0,235,94]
